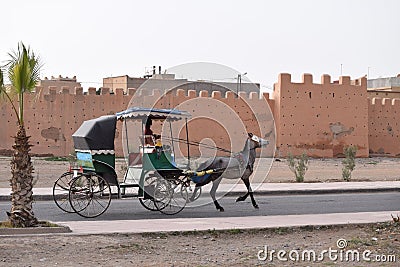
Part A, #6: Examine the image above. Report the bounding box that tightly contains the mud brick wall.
[368,98,400,156]
[2,73,400,158]
[0,86,274,157]
[272,73,369,157]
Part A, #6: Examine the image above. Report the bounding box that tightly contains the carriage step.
[120,183,139,188]
[120,194,140,199]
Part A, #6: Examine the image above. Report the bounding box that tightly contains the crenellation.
[391,98,400,105]
[381,98,391,105]
[100,87,110,95]
[115,88,124,96]
[200,90,209,97]
[321,74,331,85]
[371,97,381,105]
[339,76,351,85]
[238,92,247,98]
[211,91,222,99]
[249,92,258,100]
[176,89,185,98]
[188,90,197,98]
[360,76,367,87]
[225,91,234,99]
[302,73,313,84]
[278,73,291,84]
[74,87,83,95]
[88,87,97,95]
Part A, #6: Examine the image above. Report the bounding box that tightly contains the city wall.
[368,97,400,156]
[1,73,400,158]
[0,86,274,158]
[272,73,369,157]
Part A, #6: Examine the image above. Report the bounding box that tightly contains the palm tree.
[0,42,42,227]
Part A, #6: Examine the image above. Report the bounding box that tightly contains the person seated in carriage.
[144,119,161,146]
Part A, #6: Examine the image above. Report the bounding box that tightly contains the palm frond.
[5,42,43,125]
[0,68,19,120]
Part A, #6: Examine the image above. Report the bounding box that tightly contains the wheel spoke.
[69,173,111,218]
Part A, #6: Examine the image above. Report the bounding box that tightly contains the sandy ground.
[0,223,398,266]
[0,156,399,188]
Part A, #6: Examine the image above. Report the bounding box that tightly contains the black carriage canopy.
[72,115,117,151]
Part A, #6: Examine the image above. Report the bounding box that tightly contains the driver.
[144,119,161,145]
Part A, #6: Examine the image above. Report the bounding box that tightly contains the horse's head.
[248,133,269,149]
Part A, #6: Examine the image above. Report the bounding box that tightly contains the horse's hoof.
[236,196,245,202]
[217,207,225,212]
[254,204,259,209]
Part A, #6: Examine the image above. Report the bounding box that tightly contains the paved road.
[0,192,398,222]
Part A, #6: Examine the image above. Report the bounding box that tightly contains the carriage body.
[53,107,193,218]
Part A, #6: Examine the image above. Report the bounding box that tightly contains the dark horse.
[190,133,269,211]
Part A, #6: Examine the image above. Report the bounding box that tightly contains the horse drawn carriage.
[53,107,269,218]
[53,107,203,217]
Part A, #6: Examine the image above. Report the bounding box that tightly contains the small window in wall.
[333,93,335,98]
[309,92,312,99]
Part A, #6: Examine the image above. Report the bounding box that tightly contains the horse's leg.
[189,184,201,202]
[236,170,259,209]
[210,177,224,212]
[236,168,251,202]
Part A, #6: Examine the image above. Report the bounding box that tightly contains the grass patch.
[227,228,242,235]
[347,237,372,247]
[43,156,70,162]
[0,220,61,228]
[0,221,13,228]
[366,161,378,165]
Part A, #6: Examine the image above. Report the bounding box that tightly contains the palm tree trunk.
[8,125,38,227]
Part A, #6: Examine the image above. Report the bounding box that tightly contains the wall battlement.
[277,73,367,87]
[39,86,271,100]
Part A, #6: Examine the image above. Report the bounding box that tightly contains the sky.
[2,0,399,91]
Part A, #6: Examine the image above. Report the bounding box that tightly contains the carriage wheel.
[139,173,169,211]
[69,173,111,218]
[154,178,188,215]
[53,172,76,213]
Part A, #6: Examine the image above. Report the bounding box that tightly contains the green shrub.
[287,152,309,182]
[342,146,357,181]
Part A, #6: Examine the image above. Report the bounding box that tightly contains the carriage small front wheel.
[154,178,188,215]
[69,173,112,218]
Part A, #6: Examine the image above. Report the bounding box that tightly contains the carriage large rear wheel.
[53,172,76,213]
[154,178,188,215]
[69,173,112,218]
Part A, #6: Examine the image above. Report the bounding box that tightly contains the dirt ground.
[0,156,399,266]
[0,156,399,188]
[0,223,398,266]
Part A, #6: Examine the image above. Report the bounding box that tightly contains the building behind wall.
[103,66,260,95]
[368,74,400,98]
[37,75,81,94]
